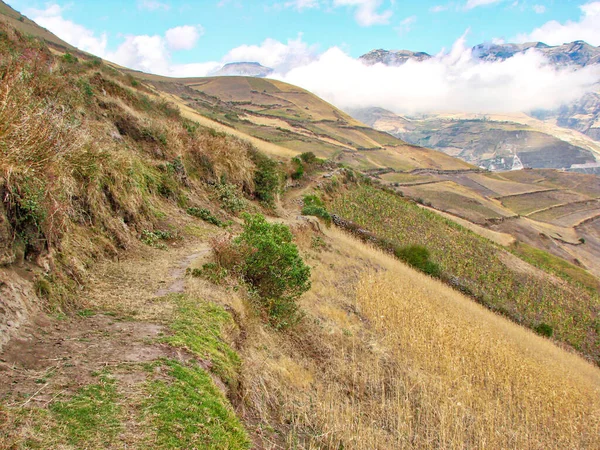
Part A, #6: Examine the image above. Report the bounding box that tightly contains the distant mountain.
[359,49,432,66]
[351,107,600,172]
[358,41,600,145]
[472,40,600,67]
[211,62,274,78]
[360,40,600,68]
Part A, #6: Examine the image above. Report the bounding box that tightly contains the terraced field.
[529,199,600,226]
[327,183,600,365]
[399,181,511,223]
[499,190,590,216]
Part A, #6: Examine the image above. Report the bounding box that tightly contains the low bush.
[211,214,311,328]
[394,245,441,277]
[141,229,172,249]
[291,157,304,180]
[249,150,281,207]
[216,183,247,214]
[535,322,554,337]
[301,194,331,225]
[188,262,229,284]
[187,207,223,227]
[299,152,317,164]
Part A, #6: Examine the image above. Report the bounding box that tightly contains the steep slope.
[0,7,600,450]
[353,107,600,171]
[0,1,79,53]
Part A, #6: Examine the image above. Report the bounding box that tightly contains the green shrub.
[188,262,229,284]
[291,157,304,180]
[219,214,311,328]
[301,194,331,225]
[62,52,78,64]
[535,322,554,337]
[187,207,223,227]
[141,229,172,249]
[299,152,317,164]
[394,245,441,277]
[216,183,247,213]
[250,150,281,207]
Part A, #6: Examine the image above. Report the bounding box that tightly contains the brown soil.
[0,238,212,408]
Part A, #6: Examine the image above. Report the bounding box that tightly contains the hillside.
[359,41,600,144]
[353,107,600,171]
[122,72,473,172]
[1,7,600,449]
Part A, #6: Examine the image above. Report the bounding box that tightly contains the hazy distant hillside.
[359,49,432,66]
[472,40,600,67]
[352,107,600,172]
[211,62,274,78]
[359,41,600,143]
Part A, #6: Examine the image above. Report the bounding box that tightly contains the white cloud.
[516,2,600,45]
[276,33,600,114]
[222,35,319,73]
[533,4,546,14]
[108,35,170,74]
[165,25,203,50]
[396,15,416,36]
[137,0,171,11]
[332,0,393,26]
[169,62,222,77]
[26,4,108,56]
[465,0,503,10]
[430,5,449,12]
[284,0,320,10]
[26,4,209,77]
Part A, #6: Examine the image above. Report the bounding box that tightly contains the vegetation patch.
[141,229,173,249]
[216,183,248,214]
[394,244,441,277]
[143,360,250,449]
[301,194,332,225]
[328,183,600,364]
[511,242,599,291]
[187,207,225,227]
[1,373,123,449]
[211,214,311,329]
[164,294,241,387]
[249,149,282,207]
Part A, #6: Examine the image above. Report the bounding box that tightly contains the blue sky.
[6,0,594,67]
[7,1,600,114]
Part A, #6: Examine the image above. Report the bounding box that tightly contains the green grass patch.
[511,242,599,292]
[302,194,331,225]
[163,295,241,387]
[2,373,123,449]
[49,373,122,446]
[187,207,225,227]
[143,360,250,449]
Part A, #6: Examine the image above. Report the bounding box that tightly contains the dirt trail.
[0,240,211,408]
[155,248,209,297]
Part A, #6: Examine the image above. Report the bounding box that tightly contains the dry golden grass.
[230,227,600,449]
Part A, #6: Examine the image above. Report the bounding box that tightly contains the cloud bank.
[26,4,210,77]
[516,1,600,46]
[25,3,600,115]
[274,34,600,114]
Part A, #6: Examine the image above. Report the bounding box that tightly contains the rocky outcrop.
[359,49,432,66]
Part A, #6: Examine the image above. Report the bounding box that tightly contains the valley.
[0,2,599,449]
